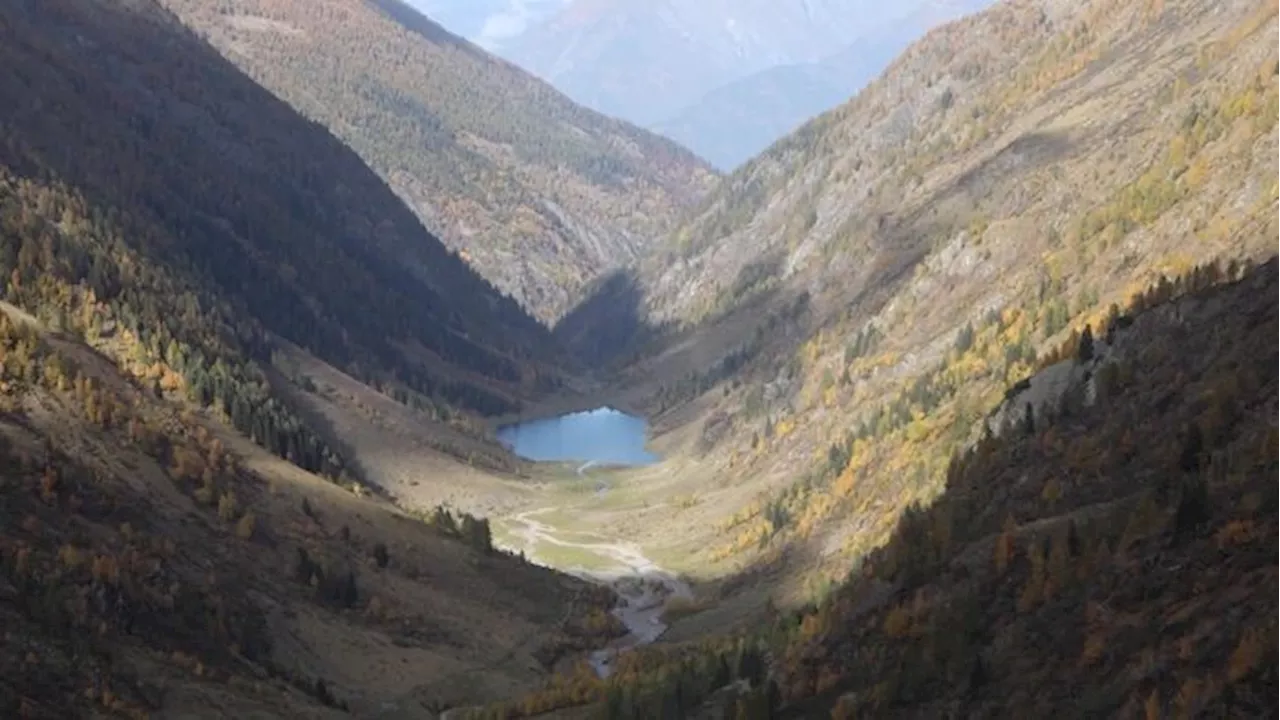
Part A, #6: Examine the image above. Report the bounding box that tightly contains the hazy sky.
[476,0,549,47]
[404,0,570,49]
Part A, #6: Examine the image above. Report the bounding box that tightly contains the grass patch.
[531,540,620,573]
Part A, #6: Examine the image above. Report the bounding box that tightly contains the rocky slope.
[158,0,717,323]
[560,0,1277,588]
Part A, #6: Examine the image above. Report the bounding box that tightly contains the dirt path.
[431,466,692,718]
[508,508,650,566]
[433,507,690,718]
[502,506,692,678]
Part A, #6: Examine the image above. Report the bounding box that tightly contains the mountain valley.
[500,0,880,128]
[560,0,1278,589]
[0,0,635,713]
[0,0,1276,717]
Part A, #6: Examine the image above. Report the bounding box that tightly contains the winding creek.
[495,407,683,677]
[431,409,679,718]
[435,517,687,719]
[503,505,692,678]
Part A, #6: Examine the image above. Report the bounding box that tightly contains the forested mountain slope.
[558,0,1277,592]
[756,258,1280,720]
[482,255,1279,720]
[0,0,576,484]
[157,0,718,324]
[0,296,617,718]
[0,1,622,715]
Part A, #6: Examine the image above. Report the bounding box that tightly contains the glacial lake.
[496,407,658,467]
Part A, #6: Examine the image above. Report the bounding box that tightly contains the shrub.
[235,512,256,540]
[217,490,239,522]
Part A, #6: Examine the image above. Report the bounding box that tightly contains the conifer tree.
[1077,324,1095,362]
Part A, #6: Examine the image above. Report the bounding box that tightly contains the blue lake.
[496,407,658,467]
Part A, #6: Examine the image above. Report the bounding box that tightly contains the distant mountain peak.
[500,0,993,160]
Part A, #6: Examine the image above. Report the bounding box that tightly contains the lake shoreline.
[496,406,660,467]
[486,391,646,429]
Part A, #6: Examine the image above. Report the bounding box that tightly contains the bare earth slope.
[158,0,718,323]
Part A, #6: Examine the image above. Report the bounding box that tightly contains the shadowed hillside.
[474,256,1279,719]
[0,0,630,715]
[0,303,620,718]
[156,0,718,323]
[0,0,579,486]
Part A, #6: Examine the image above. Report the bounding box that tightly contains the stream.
[492,408,678,675]
[430,464,683,718]
[504,504,692,677]
[585,570,692,677]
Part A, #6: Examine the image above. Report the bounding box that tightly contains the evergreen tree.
[1179,423,1204,473]
[1077,324,1095,362]
[712,654,732,689]
[968,655,988,691]
[340,570,359,608]
[1173,476,1210,543]
[294,547,315,584]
